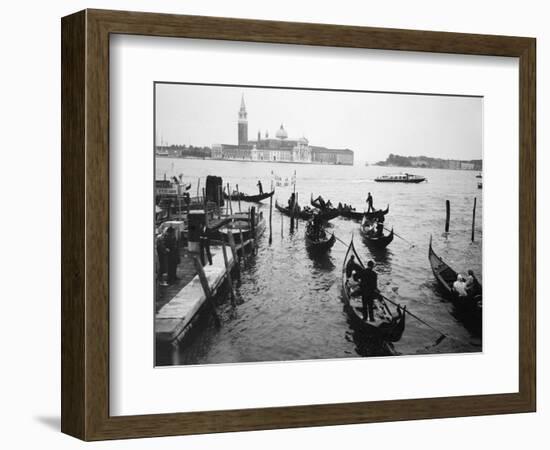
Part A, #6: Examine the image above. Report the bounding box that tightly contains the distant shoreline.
[156,155,353,166]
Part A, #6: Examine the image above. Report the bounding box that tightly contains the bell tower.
[238,94,248,146]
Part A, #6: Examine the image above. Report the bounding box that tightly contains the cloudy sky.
[155,83,482,164]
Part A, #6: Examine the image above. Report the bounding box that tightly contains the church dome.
[298,136,308,145]
[276,124,288,140]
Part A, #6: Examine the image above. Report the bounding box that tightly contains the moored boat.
[375,173,426,183]
[341,240,405,341]
[305,219,336,252]
[428,236,482,330]
[360,216,394,249]
[275,200,339,221]
[224,189,274,203]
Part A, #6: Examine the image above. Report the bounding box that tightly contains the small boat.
[476,173,482,179]
[341,240,406,341]
[338,204,389,221]
[477,182,482,189]
[375,173,426,183]
[224,190,274,203]
[210,211,266,245]
[364,204,389,222]
[428,236,482,329]
[305,222,336,252]
[275,200,339,221]
[360,217,394,249]
[338,208,365,221]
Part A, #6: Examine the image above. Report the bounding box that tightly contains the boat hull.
[341,240,405,342]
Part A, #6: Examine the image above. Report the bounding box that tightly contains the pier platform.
[155,245,235,345]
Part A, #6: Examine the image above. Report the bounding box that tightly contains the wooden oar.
[384,226,415,247]
[378,293,447,345]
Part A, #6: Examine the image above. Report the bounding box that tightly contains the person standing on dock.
[359,260,378,322]
[164,226,180,284]
[366,192,374,213]
[257,180,264,195]
[156,231,168,283]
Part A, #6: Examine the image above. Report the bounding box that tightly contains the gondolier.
[366,192,374,212]
[257,180,263,194]
[359,260,378,322]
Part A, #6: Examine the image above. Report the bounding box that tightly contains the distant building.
[461,162,475,170]
[213,95,354,165]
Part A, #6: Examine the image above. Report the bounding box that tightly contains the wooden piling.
[221,243,236,306]
[227,183,233,216]
[192,256,220,326]
[269,182,273,244]
[227,230,240,281]
[196,177,200,199]
[471,197,477,242]
[236,184,242,212]
[281,212,283,237]
[295,192,299,230]
[202,187,209,229]
[445,200,450,233]
[239,227,245,258]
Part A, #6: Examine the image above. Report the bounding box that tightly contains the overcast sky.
[155,83,482,163]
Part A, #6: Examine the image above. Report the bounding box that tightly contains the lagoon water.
[156,158,482,365]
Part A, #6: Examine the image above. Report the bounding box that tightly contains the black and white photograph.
[154,82,483,366]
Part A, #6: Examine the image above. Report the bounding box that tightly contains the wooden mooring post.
[471,197,477,242]
[227,230,240,281]
[445,200,450,233]
[269,181,273,244]
[221,243,236,306]
[239,227,246,258]
[192,256,220,327]
[236,184,242,212]
[280,212,283,238]
[227,183,233,216]
[202,187,209,229]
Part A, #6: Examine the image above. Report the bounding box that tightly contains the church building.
[211,95,354,165]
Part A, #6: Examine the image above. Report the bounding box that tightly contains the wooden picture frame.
[61,9,536,441]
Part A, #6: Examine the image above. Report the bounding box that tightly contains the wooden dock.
[155,245,236,345]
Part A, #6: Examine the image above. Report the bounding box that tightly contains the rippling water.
[156,158,482,365]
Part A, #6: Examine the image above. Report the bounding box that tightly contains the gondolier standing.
[257,180,263,194]
[359,260,378,322]
[366,192,374,212]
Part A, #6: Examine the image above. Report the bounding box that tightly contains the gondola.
[428,236,482,327]
[224,190,274,203]
[338,208,365,221]
[275,200,339,221]
[336,204,389,221]
[364,204,389,222]
[360,217,394,249]
[305,227,336,252]
[341,239,406,341]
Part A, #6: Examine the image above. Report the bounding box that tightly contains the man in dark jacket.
[366,192,374,213]
[359,260,378,322]
[163,227,180,284]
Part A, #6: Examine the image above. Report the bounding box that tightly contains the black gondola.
[428,236,482,328]
[364,204,389,222]
[224,189,274,203]
[305,224,336,253]
[341,239,405,341]
[275,200,339,221]
[360,217,394,249]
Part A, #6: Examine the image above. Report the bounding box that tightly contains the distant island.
[374,154,482,171]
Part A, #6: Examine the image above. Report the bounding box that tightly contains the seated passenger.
[453,274,468,297]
